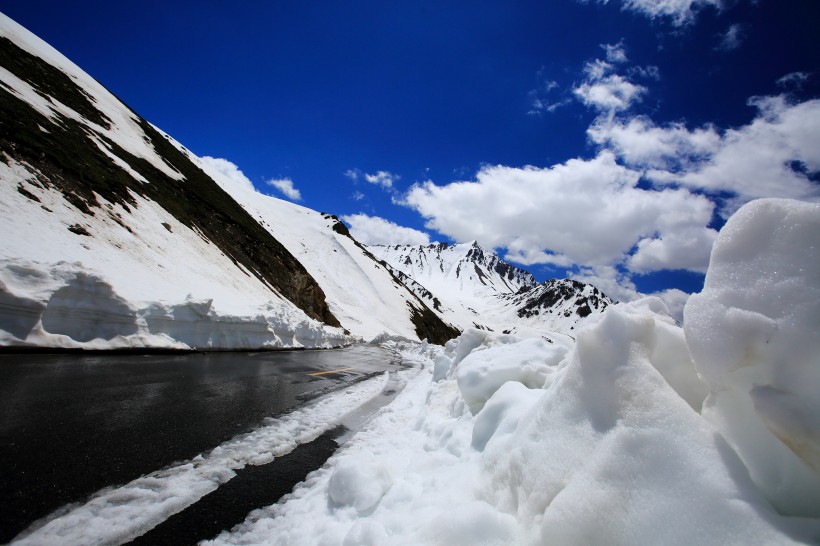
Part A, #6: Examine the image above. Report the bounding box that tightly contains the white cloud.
[528,77,569,116]
[344,169,360,181]
[628,225,717,273]
[352,191,365,201]
[200,156,255,192]
[364,171,398,189]
[715,23,745,52]
[588,96,820,210]
[777,71,810,89]
[404,152,715,273]
[341,213,431,246]
[266,178,302,201]
[602,40,628,63]
[588,116,721,169]
[674,96,820,204]
[574,59,646,114]
[588,0,723,26]
[574,75,646,113]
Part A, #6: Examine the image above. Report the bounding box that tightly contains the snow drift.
[205,198,820,545]
[0,259,349,350]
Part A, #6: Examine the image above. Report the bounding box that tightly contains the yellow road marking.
[307,367,354,377]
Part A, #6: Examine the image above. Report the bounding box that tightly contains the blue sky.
[3,0,819,308]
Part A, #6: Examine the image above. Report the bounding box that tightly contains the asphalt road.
[0,345,397,543]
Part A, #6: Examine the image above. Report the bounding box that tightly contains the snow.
[0,10,429,348]
[0,76,350,349]
[196,156,429,342]
[12,371,392,546]
[3,9,820,543]
[202,199,820,545]
[684,198,820,516]
[0,14,183,182]
[0,258,350,350]
[369,242,610,337]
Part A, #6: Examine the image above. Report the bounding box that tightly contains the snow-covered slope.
[194,158,460,343]
[0,12,455,349]
[370,242,613,336]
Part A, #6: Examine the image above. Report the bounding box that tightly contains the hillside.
[0,13,456,349]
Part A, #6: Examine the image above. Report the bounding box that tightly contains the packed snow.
[0,257,350,350]
[201,199,819,545]
[685,198,820,517]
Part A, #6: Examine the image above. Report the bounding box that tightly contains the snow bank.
[0,259,351,350]
[207,293,818,545]
[685,198,820,516]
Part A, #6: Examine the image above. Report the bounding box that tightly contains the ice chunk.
[684,198,820,516]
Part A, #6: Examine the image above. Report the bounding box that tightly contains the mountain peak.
[369,242,613,335]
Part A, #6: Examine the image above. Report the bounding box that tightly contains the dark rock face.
[516,279,613,320]
[408,303,460,345]
[0,38,340,327]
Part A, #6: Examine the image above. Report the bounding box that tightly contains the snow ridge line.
[11,372,391,546]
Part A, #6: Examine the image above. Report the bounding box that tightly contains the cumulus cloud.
[341,213,431,246]
[364,171,398,189]
[715,23,745,52]
[352,191,365,201]
[574,59,646,114]
[586,0,723,26]
[588,116,721,170]
[628,225,717,273]
[671,96,820,205]
[404,152,715,273]
[200,156,255,192]
[266,178,302,201]
[587,95,820,211]
[344,169,360,181]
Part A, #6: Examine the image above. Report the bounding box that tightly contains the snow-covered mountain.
[369,242,613,337]
[0,13,457,349]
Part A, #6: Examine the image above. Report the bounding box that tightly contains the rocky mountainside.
[370,242,614,336]
[0,13,456,349]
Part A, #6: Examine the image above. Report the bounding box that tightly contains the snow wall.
[0,259,351,350]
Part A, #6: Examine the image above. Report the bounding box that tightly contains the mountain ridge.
[368,241,614,337]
